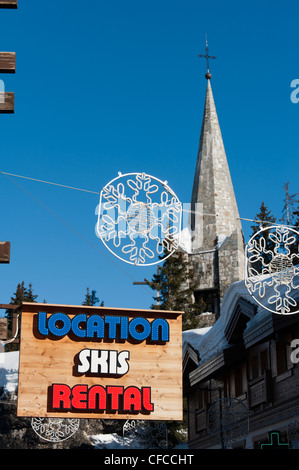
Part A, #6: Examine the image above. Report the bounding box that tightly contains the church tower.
[189,49,245,316]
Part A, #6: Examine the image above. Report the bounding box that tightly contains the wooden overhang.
[188,344,245,387]
[224,297,257,344]
[243,305,299,349]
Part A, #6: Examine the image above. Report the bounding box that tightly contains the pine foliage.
[147,250,205,330]
[82,287,104,306]
[250,202,277,267]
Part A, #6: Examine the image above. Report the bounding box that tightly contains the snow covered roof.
[182,279,252,364]
[183,275,299,369]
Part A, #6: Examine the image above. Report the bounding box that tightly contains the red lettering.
[107,386,123,410]
[123,386,142,411]
[88,385,107,410]
[51,384,71,410]
[142,387,154,412]
[72,384,88,409]
[49,384,154,414]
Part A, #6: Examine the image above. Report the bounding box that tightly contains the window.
[197,388,208,409]
[249,348,269,380]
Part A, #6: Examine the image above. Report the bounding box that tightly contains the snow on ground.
[0,350,19,398]
[90,432,148,449]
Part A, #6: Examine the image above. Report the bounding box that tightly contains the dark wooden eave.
[224,297,257,344]
[243,307,299,349]
[189,344,245,386]
[183,342,200,373]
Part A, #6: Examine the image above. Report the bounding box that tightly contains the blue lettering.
[48,313,71,337]
[120,316,128,340]
[35,312,170,343]
[71,314,87,338]
[38,312,49,336]
[105,316,121,339]
[86,315,104,338]
[151,318,169,342]
[129,317,151,341]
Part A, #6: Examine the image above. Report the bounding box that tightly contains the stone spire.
[189,75,245,315]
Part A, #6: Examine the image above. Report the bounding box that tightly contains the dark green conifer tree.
[82,287,104,306]
[249,202,277,268]
[147,249,205,331]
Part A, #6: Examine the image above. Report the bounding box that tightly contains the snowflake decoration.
[31,417,80,442]
[245,225,299,314]
[96,172,182,266]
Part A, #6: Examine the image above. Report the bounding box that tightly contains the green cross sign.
[260,431,289,449]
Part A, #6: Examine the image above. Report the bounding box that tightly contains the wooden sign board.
[17,302,183,421]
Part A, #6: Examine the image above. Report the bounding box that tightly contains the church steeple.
[189,52,245,315]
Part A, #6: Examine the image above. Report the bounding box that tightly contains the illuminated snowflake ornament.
[31,417,80,442]
[96,172,182,266]
[245,225,299,314]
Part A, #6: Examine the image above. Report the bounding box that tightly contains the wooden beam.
[0,242,10,263]
[0,92,14,113]
[0,0,17,8]
[0,52,15,73]
[0,304,20,310]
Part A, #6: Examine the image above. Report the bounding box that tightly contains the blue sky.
[0,0,298,310]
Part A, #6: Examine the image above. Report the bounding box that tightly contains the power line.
[0,170,100,195]
[1,169,297,230]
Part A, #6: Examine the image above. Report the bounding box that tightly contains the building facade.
[183,281,299,449]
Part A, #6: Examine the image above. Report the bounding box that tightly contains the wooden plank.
[0,92,14,113]
[21,301,183,318]
[0,0,17,8]
[0,304,20,310]
[17,304,183,420]
[0,242,10,263]
[0,52,15,73]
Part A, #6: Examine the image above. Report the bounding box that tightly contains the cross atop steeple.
[198,35,216,80]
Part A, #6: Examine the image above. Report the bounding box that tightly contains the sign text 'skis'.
[37,311,169,415]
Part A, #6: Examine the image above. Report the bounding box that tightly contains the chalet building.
[183,280,299,449]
